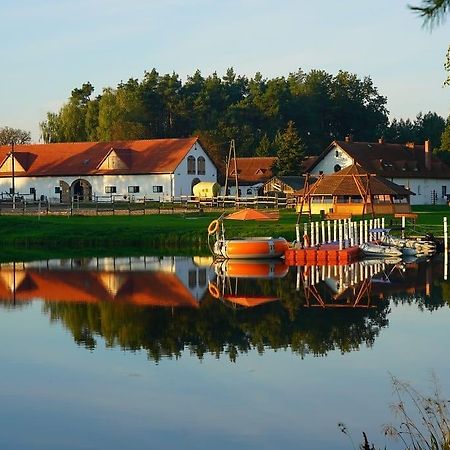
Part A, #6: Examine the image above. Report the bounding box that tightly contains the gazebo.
[297,164,413,217]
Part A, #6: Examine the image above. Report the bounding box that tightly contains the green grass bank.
[0,205,449,261]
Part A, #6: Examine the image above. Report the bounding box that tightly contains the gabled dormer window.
[98,149,129,170]
[0,154,26,173]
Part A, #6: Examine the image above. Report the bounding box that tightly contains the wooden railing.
[0,195,297,216]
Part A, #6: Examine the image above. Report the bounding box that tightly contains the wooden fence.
[0,194,297,216]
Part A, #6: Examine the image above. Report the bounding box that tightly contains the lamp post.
[10,141,15,210]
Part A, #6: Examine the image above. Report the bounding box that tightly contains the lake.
[0,255,449,450]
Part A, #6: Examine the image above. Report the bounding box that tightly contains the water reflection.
[0,256,447,361]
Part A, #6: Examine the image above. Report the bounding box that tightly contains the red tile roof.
[0,268,199,308]
[311,140,450,179]
[229,157,277,184]
[0,137,199,177]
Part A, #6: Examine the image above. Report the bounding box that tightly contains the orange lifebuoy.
[208,282,220,299]
[208,220,220,235]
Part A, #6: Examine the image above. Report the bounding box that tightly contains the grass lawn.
[0,205,449,260]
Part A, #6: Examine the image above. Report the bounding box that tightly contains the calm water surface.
[0,255,449,450]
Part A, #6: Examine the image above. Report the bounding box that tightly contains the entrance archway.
[71,179,92,201]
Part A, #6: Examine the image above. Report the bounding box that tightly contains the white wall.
[173,141,217,196]
[310,145,354,175]
[221,184,262,197]
[0,173,173,202]
[392,177,450,205]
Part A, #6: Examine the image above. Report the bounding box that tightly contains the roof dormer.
[0,152,30,173]
[97,148,131,170]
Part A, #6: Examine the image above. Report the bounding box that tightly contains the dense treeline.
[37,68,449,167]
[39,68,390,161]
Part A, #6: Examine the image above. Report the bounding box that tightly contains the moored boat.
[213,236,289,259]
[207,209,288,259]
[360,241,403,257]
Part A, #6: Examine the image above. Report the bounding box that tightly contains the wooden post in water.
[310,222,315,247]
[364,220,368,243]
[315,221,320,246]
[321,221,326,244]
[327,220,331,243]
[295,224,300,247]
[401,215,406,238]
[333,220,337,242]
[350,221,355,247]
[338,220,343,250]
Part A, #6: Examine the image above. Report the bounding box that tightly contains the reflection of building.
[0,256,215,307]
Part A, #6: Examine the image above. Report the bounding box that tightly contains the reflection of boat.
[360,242,402,257]
[210,258,288,307]
[215,259,289,279]
[207,210,289,259]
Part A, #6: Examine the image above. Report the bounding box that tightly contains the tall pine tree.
[273,121,306,176]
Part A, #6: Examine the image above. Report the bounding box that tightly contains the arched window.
[187,156,196,174]
[197,156,205,175]
[334,164,341,173]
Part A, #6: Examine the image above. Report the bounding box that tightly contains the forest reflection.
[0,256,448,362]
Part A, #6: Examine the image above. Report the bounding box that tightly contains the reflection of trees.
[43,293,390,363]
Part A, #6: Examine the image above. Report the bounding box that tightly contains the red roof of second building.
[229,157,277,184]
[0,137,199,177]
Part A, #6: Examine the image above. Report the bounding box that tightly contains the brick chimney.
[424,140,432,171]
[345,135,353,143]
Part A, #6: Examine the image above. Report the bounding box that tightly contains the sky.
[0,0,449,143]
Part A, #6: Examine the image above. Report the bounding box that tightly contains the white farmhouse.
[0,137,217,202]
[307,137,450,205]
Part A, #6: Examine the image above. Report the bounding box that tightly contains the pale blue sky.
[1,0,449,142]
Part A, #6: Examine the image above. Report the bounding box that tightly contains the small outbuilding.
[296,164,414,216]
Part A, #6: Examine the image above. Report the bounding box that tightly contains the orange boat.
[213,236,289,259]
[207,210,289,259]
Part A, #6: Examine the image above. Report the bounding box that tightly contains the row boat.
[207,209,288,259]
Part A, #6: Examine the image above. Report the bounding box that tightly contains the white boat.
[360,242,403,257]
[380,232,436,256]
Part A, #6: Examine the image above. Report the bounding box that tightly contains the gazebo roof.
[307,164,413,197]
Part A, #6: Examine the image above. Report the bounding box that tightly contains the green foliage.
[273,121,306,176]
[384,111,446,148]
[409,0,450,27]
[0,126,31,145]
[255,133,273,156]
[39,68,390,156]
